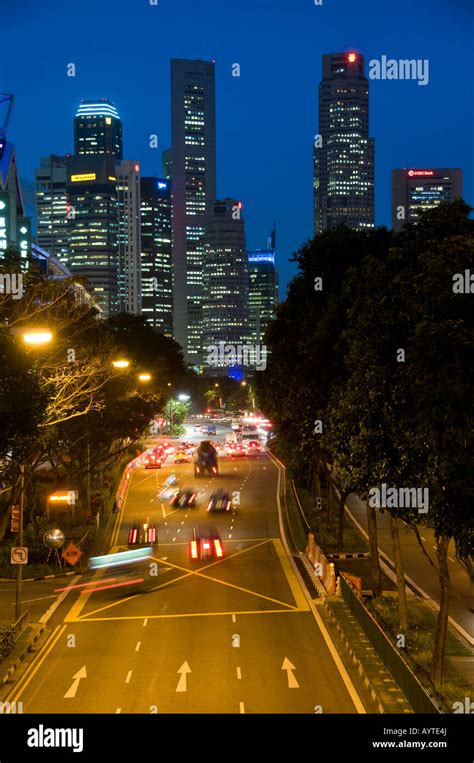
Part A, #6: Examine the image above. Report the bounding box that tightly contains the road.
[3,422,364,714]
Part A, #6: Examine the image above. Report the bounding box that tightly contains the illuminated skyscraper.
[248,226,278,344]
[35,156,69,263]
[140,177,173,336]
[116,160,141,314]
[74,99,123,160]
[170,58,216,366]
[314,52,374,233]
[66,154,119,316]
[202,199,249,375]
[392,168,462,231]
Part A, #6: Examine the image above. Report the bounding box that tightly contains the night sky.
[2,0,473,294]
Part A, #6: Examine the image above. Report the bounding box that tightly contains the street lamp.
[21,329,53,346]
[112,359,129,369]
[178,394,190,402]
[13,327,52,621]
[138,372,152,382]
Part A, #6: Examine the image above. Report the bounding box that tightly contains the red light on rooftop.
[134,163,140,172]
[348,53,357,63]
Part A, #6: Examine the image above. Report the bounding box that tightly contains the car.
[174,449,191,463]
[244,439,261,454]
[193,424,202,432]
[143,452,162,469]
[207,489,232,512]
[230,443,247,457]
[189,525,224,560]
[170,487,196,508]
[128,522,157,545]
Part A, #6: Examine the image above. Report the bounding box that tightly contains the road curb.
[0,571,75,583]
[1,624,46,686]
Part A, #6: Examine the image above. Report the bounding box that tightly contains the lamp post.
[14,328,53,621]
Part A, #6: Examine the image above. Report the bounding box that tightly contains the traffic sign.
[10,505,20,533]
[61,542,83,566]
[11,547,28,565]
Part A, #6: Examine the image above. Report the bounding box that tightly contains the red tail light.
[214,539,223,557]
[207,501,212,511]
[129,528,137,544]
[212,467,217,474]
[189,494,195,504]
[190,541,198,559]
[227,501,231,511]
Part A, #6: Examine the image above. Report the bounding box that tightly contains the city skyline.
[3,0,472,296]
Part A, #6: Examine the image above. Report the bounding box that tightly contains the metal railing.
[339,574,442,714]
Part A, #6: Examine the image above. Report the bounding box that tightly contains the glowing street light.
[138,373,151,382]
[21,329,53,346]
[178,394,190,402]
[112,359,129,369]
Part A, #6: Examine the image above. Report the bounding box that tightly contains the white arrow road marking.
[176,661,191,692]
[64,666,87,698]
[282,657,299,689]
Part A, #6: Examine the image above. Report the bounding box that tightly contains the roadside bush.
[0,624,15,661]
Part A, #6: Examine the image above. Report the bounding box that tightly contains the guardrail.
[339,574,442,714]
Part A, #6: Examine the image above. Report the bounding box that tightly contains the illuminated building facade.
[140,177,173,336]
[35,155,69,263]
[115,160,141,314]
[170,58,217,366]
[248,227,279,344]
[392,168,463,231]
[202,198,249,375]
[74,99,123,160]
[0,108,31,270]
[314,52,374,233]
[66,154,119,316]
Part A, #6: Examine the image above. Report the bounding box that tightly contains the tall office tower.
[74,99,123,160]
[202,199,249,376]
[66,154,119,316]
[248,226,279,344]
[314,52,374,233]
[170,58,217,367]
[392,168,463,231]
[140,177,173,336]
[115,160,141,314]
[35,155,69,263]
[0,130,31,269]
[162,148,173,179]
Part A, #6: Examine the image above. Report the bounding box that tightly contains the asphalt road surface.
[4,423,364,714]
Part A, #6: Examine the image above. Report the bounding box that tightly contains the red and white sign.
[11,547,28,565]
[407,170,434,177]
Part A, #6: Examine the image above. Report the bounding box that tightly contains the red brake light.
[214,539,223,557]
[190,541,198,558]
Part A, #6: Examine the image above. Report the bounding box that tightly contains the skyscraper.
[140,177,173,336]
[74,99,123,160]
[202,199,249,376]
[115,160,141,314]
[35,155,69,263]
[66,154,119,316]
[248,226,279,344]
[314,52,374,233]
[170,58,217,367]
[392,168,463,231]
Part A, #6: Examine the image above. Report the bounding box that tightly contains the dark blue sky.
[3,0,473,295]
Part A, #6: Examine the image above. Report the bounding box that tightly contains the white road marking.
[116,708,121,714]
[228,534,232,538]
[176,661,191,692]
[448,556,455,562]
[232,614,236,623]
[177,529,181,533]
[282,657,299,689]
[236,667,242,679]
[135,642,141,652]
[181,521,184,525]
[239,701,245,714]
[143,618,148,626]
[172,537,176,542]
[64,666,87,699]
[125,671,132,684]
[421,536,426,541]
